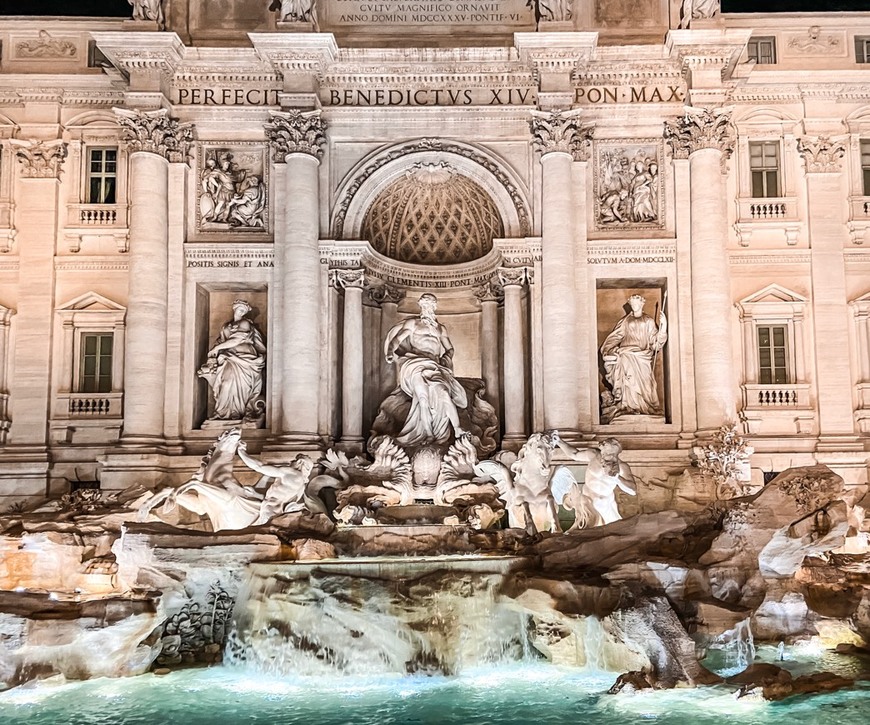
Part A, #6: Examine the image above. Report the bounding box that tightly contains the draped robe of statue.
[199,306,267,423]
[383,301,467,448]
[600,307,667,420]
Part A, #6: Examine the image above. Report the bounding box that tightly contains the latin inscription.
[186,259,274,268]
[328,0,532,25]
[324,87,537,106]
[175,88,281,106]
[575,85,685,105]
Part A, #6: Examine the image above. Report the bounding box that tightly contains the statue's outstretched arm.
[237,444,283,479]
[617,463,638,495]
[554,437,596,463]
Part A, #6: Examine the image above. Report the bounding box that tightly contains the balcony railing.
[743,383,811,409]
[67,203,126,228]
[738,197,798,222]
[55,392,123,419]
[849,197,870,220]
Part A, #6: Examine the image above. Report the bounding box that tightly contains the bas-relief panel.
[593,139,664,233]
[196,144,269,239]
[594,0,663,28]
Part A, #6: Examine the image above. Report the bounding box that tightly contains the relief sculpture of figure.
[128,0,165,29]
[271,0,319,28]
[679,0,720,28]
[383,293,467,447]
[600,294,667,423]
[198,300,267,427]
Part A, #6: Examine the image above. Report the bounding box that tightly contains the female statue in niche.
[198,300,267,427]
[600,294,667,423]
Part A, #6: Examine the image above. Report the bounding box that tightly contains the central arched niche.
[360,162,504,266]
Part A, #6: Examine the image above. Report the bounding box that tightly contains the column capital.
[11,139,68,179]
[114,108,193,163]
[530,109,594,162]
[664,107,733,159]
[265,109,327,162]
[473,278,504,304]
[497,266,531,287]
[797,135,846,174]
[369,282,405,306]
[331,267,367,290]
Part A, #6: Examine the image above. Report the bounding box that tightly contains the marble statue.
[128,0,165,29]
[198,300,266,427]
[528,0,573,24]
[553,434,637,529]
[383,293,468,448]
[236,443,328,521]
[600,294,667,423]
[138,429,263,531]
[200,151,266,229]
[274,0,318,26]
[679,0,720,28]
[475,431,576,535]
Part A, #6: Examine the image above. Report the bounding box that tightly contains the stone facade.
[1,6,870,504]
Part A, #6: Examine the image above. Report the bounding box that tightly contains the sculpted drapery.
[383,294,467,447]
[198,300,267,424]
[600,295,667,422]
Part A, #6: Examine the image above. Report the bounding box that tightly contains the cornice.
[54,256,128,272]
[729,251,811,265]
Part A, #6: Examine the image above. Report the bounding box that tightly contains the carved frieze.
[264,109,327,161]
[529,109,594,161]
[14,31,77,60]
[198,144,269,234]
[114,108,194,163]
[797,136,846,174]
[593,139,664,232]
[785,27,843,55]
[12,140,68,179]
[664,107,733,159]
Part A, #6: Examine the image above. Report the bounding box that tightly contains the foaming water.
[1,663,868,725]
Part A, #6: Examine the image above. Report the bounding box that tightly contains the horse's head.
[514,432,554,477]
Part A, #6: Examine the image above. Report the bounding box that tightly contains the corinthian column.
[530,109,593,435]
[265,110,326,444]
[797,136,856,444]
[665,108,737,434]
[498,267,529,444]
[335,269,366,448]
[115,109,193,443]
[7,140,67,449]
[371,284,405,398]
[474,279,503,415]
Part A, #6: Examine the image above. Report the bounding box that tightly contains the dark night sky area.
[2,0,870,16]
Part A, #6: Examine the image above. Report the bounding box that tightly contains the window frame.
[855,36,870,64]
[77,331,114,394]
[85,146,118,205]
[748,36,777,65]
[756,324,789,385]
[749,140,782,199]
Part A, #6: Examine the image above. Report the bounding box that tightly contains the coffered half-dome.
[361,163,504,266]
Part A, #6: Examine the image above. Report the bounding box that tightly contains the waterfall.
[224,556,533,677]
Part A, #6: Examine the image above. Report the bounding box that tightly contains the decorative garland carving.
[797,135,846,173]
[114,108,193,163]
[332,139,531,239]
[12,139,68,179]
[663,107,733,159]
[264,109,327,162]
[529,109,594,161]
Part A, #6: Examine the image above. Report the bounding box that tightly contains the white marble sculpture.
[600,294,667,423]
[553,434,637,529]
[128,0,165,29]
[200,151,266,229]
[276,0,318,25]
[475,431,575,535]
[138,429,263,531]
[198,300,266,427]
[137,430,331,531]
[383,293,467,447]
[598,149,659,226]
[679,0,720,28]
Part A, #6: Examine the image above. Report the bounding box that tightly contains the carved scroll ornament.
[530,109,594,161]
[114,108,194,163]
[264,109,327,162]
[664,107,733,159]
[797,136,846,174]
[12,139,68,179]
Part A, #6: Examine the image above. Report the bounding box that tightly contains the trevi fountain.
[0,1,870,723]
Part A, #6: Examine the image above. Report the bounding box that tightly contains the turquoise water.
[1,658,868,725]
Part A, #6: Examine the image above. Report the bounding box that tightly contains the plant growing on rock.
[693,424,754,500]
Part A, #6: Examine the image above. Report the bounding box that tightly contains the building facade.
[1,1,870,506]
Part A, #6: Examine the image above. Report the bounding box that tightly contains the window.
[86,147,117,204]
[79,333,113,393]
[757,325,788,385]
[855,36,870,64]
[749,141,781,198]
[748,37,777,65]
[861,140,870,195]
